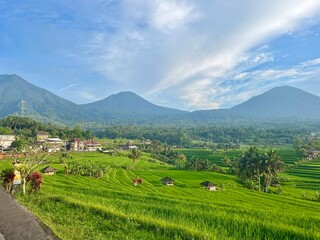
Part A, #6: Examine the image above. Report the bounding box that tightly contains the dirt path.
[0,187,59,240]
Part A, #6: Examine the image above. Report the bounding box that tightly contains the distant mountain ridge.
[1,74,320,124]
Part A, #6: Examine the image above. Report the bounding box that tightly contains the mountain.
[1,74,320,124]
[230,86,320,119]
[189,86,320,123]
[0,74,185,123]
[81,91,186,123]
[0,74,93,121]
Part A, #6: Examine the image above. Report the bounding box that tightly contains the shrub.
[0,169,15,192]
[26,172,43,193]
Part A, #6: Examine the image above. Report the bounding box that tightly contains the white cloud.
[2,1,320,109]
[151,0,195,31]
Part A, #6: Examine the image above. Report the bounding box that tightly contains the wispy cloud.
[1,1,320,109]
[58,83,79,92]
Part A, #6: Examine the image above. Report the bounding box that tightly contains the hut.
[161,177,174,186]
[43,166,57,175]
[200,181,217,191]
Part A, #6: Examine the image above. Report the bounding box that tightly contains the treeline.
[93,125,312,147]
[0,116,93,147]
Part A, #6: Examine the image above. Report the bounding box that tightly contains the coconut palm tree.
[262,149,285,192]
[128,148,142,166]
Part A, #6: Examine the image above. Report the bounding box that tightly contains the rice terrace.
[1,145,320,240]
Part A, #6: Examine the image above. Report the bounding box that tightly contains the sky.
[1,0,320,111]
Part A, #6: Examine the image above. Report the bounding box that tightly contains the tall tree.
[128,148,142,166]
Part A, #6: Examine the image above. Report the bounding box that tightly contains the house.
[129,145,138,150]
[45,138,67,152]
[67,138,85,151]
[144,139,152,145]
[84,140,101,152]
[0,135,15,151]
[307,149,320,159]
[43,166,57,175]
[200,181,217,191]
[161,177,174,186]
[118,145,130,151]
[36,131,49,142]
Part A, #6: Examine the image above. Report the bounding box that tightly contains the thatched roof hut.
[43,166,57,175]
[161,177,174,186]
[200,181,217,191]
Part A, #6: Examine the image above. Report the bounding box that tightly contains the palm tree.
[128,148,142,166]
[262,149,284,192]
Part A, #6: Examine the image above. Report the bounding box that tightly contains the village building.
[45,138,67,152]
[307,149,320,160]
[200,181,217,191]
[129,145,138,150]
[161,177,174,186]
[67,138,85,151]
[144,139,152,145]
[43,166,57,175]
[36,131,49,142]
[84,140,101,151]
[0,135,15,151]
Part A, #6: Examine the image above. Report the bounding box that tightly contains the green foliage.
[0,168,15,192]
[232,147,285,192]
[0,116,93,140]
[128,148,142,165]
[64,161,108,178]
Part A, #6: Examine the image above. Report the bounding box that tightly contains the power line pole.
[20,100,26,116]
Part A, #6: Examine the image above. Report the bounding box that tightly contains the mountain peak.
[231,85,320,119]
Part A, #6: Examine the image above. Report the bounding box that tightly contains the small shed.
[161,177,174,186]
[43,166,57,175]
[200,181,217,191]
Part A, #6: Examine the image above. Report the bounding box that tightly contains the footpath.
[0,187,58,240]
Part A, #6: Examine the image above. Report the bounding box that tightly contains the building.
[43,166,57,175]
[307,149,320,160]
[45,138,67,152]
[200,181,217,191]
[0,135,15,151]
[67,138,85,151]
[144,139,152,145]
[36,131,49,142]
[161,177,174,186]
[84,140,101,151]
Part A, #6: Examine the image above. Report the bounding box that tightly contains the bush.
[0,168,15,192]
[26,172,43,193]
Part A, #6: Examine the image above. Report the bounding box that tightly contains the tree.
[12,150,51,194]
[128,148,142,166]
[232,147,285,192]
[188,157,202,171]
[175,154,187,169]
[261,149,285,192]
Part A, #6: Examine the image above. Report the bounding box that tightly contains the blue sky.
[1,0,320,110]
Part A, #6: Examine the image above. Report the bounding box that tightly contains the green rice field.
[0,150,319,240]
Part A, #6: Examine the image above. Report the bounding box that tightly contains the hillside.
[0,151,319,239]
[0,74,94,121]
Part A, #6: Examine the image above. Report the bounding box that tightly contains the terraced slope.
[0,152,319,240]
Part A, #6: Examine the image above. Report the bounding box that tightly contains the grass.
[0,150,319,239]
[176,149,242,167]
